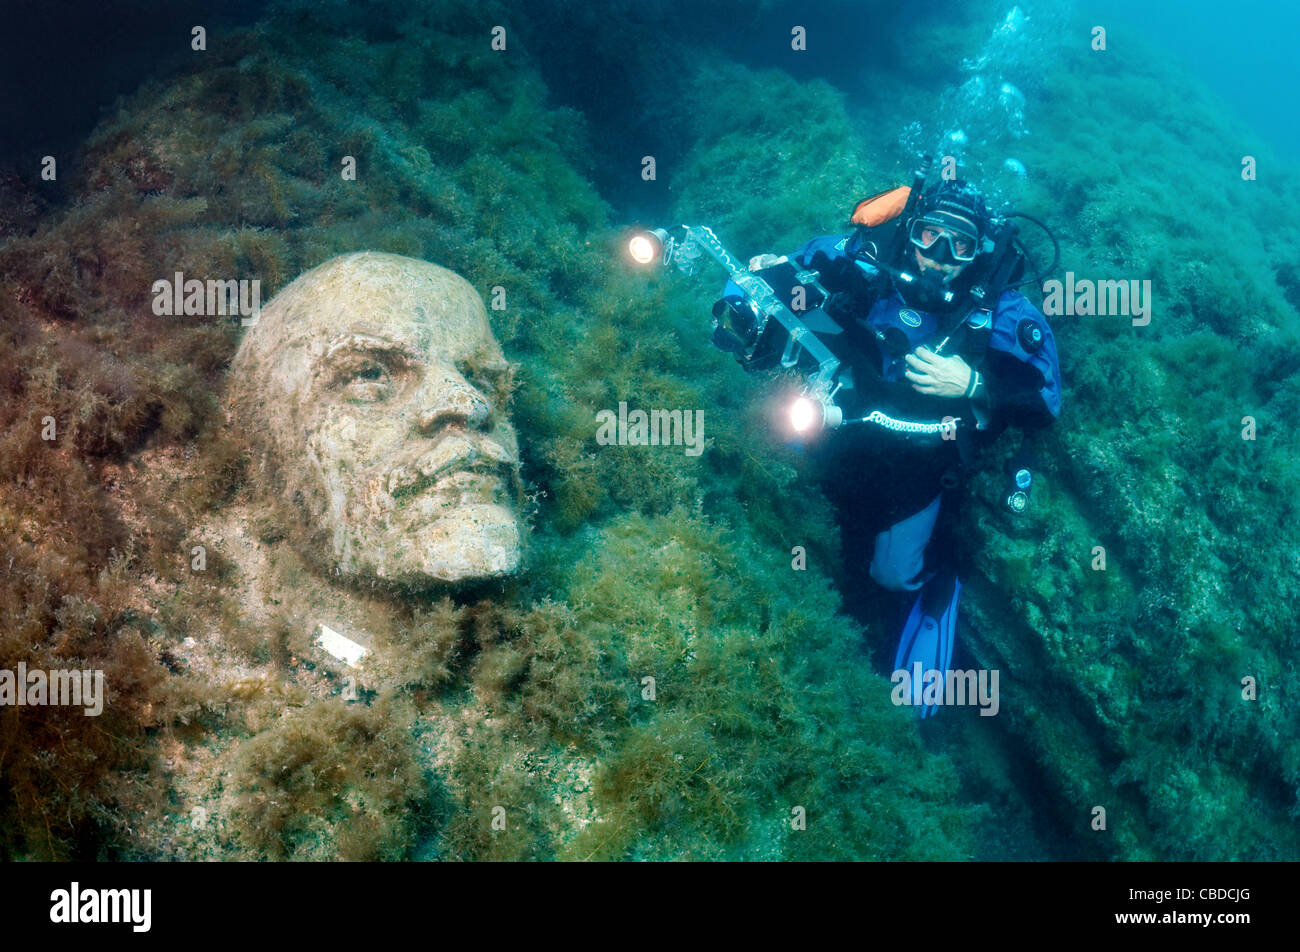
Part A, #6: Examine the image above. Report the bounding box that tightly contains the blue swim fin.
[892,574,961,718]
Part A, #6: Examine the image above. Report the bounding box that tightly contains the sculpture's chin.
[414,503,523,582]
[335,502,523,585]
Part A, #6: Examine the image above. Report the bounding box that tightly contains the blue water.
[1083,0,1300,157]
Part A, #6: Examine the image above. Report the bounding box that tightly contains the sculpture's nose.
[415,369,491,434]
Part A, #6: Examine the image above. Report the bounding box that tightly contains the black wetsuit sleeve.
[792,231,890,344]
[978,349,1057,429]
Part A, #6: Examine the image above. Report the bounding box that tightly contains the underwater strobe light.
[788,390,843,435]
[628,228,670,265]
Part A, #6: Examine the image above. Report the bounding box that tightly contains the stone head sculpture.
[227,252,522,585]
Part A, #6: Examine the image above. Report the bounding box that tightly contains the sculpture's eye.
[342,361,395,402]
[323,343,415,404]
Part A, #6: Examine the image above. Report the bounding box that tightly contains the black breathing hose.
[1004,211,1061,288]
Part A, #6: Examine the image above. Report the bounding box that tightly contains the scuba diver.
[710,172,1063,716]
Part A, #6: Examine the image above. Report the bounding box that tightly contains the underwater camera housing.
[628,224,843,385]
[627,223,847,434]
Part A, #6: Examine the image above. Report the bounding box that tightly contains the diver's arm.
[790,233,886,343]
[714,233,884,375]
[714,244,832,371]
[976,352,1058,428]
[901,346,1049,433]
[791,233,878,299]
[977,293,1063,429]
[719,232,871,309]
[905,294,1061,428]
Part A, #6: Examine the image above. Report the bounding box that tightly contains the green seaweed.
[4,0,1298,863]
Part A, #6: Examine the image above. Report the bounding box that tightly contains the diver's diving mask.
[908,215,979,263]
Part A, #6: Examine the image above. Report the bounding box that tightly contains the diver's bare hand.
[905,345,972,397]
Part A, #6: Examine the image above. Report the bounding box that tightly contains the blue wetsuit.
[723,228,1062,592]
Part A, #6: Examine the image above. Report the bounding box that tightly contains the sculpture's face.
[229,253,522,584]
